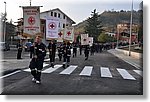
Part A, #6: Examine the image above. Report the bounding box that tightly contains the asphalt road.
[1,50,143,95]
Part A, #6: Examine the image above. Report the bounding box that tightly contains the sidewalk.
[107,49,142,69]
[0,51,31,74]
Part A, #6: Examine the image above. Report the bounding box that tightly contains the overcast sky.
[0,0,142,24]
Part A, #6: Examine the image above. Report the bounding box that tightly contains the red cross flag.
[57,29,64,42]
[23,6,41,36]
[81,34,89,45]
[88,37,93,46]
[46,17,59,39]
[64,27,74,41]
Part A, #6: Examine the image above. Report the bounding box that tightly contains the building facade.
[16,8,75,44]
[116,23,139,43]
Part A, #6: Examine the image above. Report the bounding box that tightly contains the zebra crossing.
[23,63,143,81]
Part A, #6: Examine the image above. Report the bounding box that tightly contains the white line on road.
[117,68,136,80]
[23,63,49,72]
[42,65,62,73]
[100,67,112,78]
[0,70,21,79]
[79,66,93,76]
[59,65,78,75]
[133,70,143,77]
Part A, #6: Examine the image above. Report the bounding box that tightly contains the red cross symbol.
[67,31,71,36]
[58,32,62,37]
[83,39,87,41]
[50,24,55,28]
[48,22,56,30]
[28,16,35,25]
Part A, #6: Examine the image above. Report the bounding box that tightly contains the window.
[58,13,60,18]
[63,15,65,19]
[54,12,57,17]
[51,12,53,16]
[59,23,60,27]
[63,24,65,28]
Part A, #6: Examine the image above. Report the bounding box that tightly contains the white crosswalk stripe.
[117,68,136,80]
[59,65,78,75]
[23,63,49,72]
[133,70,143,76]
[42,65,62,73]
[100,67,112,78]
[22,64,142,80]
[79,66,93,76]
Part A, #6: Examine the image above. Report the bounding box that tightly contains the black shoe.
[63,64,65,68]
[67,65,69,67]
[51,63,54,68]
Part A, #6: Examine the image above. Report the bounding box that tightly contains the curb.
[107,49,142,69]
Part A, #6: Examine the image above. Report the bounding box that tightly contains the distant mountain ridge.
[74,10,141,30]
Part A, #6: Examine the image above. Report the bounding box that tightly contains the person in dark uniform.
[62,42,71,68]
[29,36,46,84]
[48,40,56,68]
[57,43,63,61]
[84,45,90,60]
[90,44,95,55]
[79,44,82,55]
[30,43,35,59]
[73,42,77,57]
[17,40,23,59]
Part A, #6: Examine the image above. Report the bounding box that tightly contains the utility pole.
[3,1,6,43]
[30,0,32,6]
[129,0,133,56]
[117,25,119,48]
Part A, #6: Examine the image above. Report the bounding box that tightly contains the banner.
[88,37,93,46]
[81,34,89,45]
[46,17,59,39]
[64,27,74,41]
[57,29,64,42]
[23,6,41,36]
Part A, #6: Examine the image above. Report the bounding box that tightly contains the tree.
[98,32,107,43]
[98,32,116,43]
[85,9,103,42]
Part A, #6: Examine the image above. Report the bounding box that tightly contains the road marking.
[100,67,112,78]
[42,65,62,73]
[0,70,21,79]
[117,68,136,80]
[24,63,49,72]
[79,66,93,76]
[133,70,143,76]
[44,57,59,62]
[59,65,78,75]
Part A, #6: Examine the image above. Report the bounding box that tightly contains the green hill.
[74,10,141,33]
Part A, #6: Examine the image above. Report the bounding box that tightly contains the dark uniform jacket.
[29,42,46,69]
[48,43,56,55]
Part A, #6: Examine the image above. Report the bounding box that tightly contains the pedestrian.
[73,42,77,57]
[84,45,90,60]
[29,36,46,84]
[79,44,82,55]
[62,42,71,68]
[57,43,63,61]
[48,40,56,68]
[17,40,23,59]
[90,44,95,55]
[30,42,34,59]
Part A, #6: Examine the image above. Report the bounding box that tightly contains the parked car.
[0,42,10,51]
[24,42,32,52]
